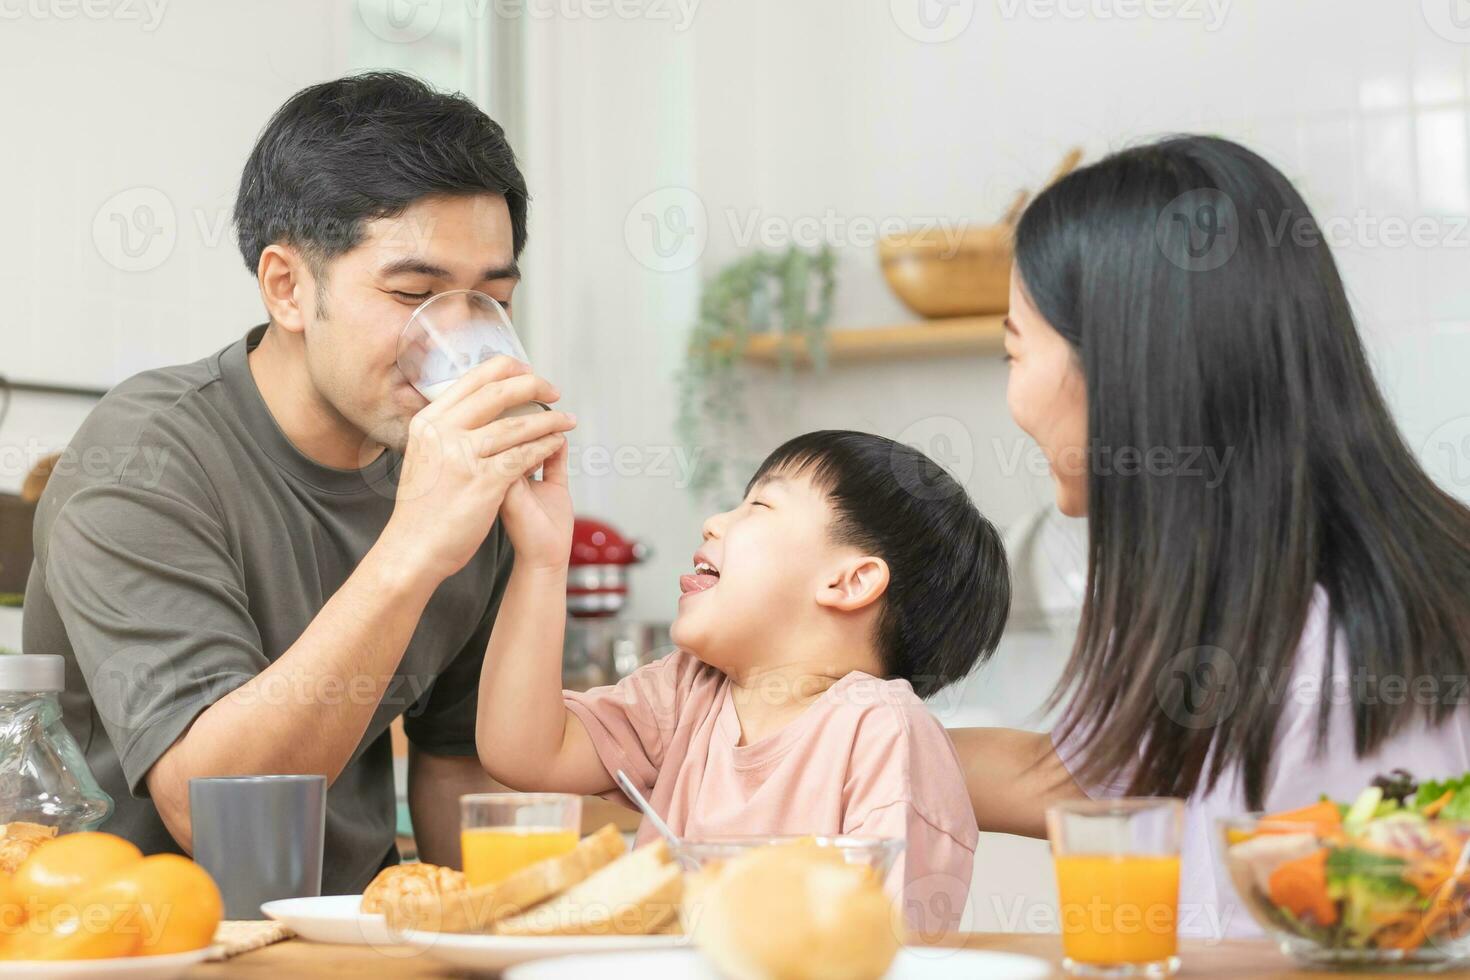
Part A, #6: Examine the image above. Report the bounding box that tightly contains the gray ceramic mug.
[189,775,326,919]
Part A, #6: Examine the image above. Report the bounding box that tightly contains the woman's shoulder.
[1264,586,1470,801]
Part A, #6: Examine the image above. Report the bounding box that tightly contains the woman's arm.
[947,728,1086,838]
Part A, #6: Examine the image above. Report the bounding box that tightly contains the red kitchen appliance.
[567,517,648,618]
[563,516,670,691]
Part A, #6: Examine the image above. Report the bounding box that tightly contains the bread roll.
[692,843,902,980]
[0,822,58,874]
[361,862,467,915]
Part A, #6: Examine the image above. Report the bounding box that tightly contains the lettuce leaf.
[1325,846,1411,887]
[1414,773,1470,820]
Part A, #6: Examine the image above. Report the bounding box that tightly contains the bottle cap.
[0,654,64,693]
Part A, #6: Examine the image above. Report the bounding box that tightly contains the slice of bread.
[385,823,626,934]
[650,912,684,936]
[493,839,683,937]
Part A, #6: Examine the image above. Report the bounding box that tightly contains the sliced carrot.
[1267,848,1338,926]
[1388,892,1450,951]
[1383,869,1470,950]
[1259,800,1343,836]
[1377,911,1428,951]
[1422,789,1455,819]
[1404,860,1454,896]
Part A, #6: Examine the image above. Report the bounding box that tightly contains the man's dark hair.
[233,71,528,277]
[747,430,1010,698]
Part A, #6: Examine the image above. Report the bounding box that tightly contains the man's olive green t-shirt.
[23,326,512,892]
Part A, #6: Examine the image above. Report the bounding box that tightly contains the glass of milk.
[396,289,547,418]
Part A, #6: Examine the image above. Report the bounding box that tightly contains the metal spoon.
[615,769,680,849]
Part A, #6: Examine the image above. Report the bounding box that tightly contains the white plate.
[401,928,687,972]
[0,946,218,979]
[260,894,395,946]
[505,947,1053,979]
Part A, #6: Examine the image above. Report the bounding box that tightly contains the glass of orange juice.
[460,793,582,887]
[1046,798,1185,978]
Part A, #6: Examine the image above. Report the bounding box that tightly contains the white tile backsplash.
[1416,107,1470,213]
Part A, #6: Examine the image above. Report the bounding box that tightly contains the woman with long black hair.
[951,135,1470,936]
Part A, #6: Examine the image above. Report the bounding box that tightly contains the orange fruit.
[9,833,142,921]
[0,874,26,958]
[0,852,221,960]
[0,884,15,957]
[127,854,223,954]
[1,901,140,961]
[0,835,221,960]
[2,856,145,961]
[0,874,22,937]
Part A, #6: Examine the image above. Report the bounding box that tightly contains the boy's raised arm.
[474,443,613,795]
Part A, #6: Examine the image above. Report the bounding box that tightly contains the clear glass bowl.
[673,835,904,878]
[1219,814,1470,971]
[675,836,905,943]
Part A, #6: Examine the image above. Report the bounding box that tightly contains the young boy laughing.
[476,430,1010,933]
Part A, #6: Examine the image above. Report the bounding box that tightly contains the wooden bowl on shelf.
[878,223,1013,319]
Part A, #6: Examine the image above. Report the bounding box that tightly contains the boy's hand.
[500,436,574,572]
[381,357,574,587]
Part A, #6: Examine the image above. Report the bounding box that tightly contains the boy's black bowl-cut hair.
[748,430,1010,698]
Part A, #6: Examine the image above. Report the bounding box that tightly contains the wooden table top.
[184,931,1470,978]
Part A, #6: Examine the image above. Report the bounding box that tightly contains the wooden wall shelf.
[740,315,1006,367]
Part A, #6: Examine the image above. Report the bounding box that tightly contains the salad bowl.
[1221,770,1470,970]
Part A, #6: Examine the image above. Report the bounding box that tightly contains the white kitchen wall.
[522,0,1470,622]
[0,1,340,492]
[1,1,355,649]
[0,0,494,494]
[0,2,344,394]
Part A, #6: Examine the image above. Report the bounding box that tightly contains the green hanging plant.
[676,245,837,503]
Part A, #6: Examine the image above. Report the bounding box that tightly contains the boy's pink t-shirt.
[563,651,978,935]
